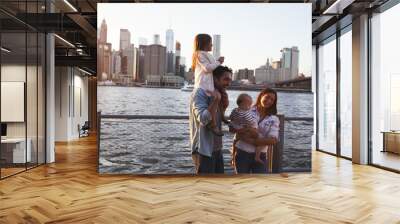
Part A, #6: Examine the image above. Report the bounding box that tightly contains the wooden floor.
[1,136,400,223]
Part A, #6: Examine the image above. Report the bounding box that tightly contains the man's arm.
[192,90,218,126]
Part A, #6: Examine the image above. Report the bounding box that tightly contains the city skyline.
[98,3,312,75]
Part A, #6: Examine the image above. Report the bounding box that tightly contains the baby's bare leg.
[231,138,238,168]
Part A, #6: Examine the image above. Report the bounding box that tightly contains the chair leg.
[268,146,273,173]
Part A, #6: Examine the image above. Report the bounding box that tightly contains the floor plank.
[0,135,400,223]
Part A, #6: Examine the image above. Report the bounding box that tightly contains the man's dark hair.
[213,66,232,80]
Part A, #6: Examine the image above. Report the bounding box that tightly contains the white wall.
[55,66,70,141]
[55,67,89,141]
[1,65,26,139]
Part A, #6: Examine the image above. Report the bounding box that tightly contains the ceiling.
[0,0,391,74]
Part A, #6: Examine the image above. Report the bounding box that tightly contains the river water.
[98,86,314,174]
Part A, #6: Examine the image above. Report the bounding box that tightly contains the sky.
[98,3,312,76]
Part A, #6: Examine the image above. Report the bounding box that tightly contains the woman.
[231,88,280,173]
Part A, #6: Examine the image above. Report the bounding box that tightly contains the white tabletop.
[1,138,28,143]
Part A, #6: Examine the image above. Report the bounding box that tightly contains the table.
[1,138,31,163]
[381,131,400,154]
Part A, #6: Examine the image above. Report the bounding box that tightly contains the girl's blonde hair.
[191,34,212,71]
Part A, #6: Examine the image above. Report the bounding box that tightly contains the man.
[189,66,232,174]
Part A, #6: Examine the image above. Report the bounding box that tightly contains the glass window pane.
[340,29,352,158]
[38,33,45,165]
[1,32,27,177]
[371,4,400,171]
[318,37,337,154]
[27,31,38,169]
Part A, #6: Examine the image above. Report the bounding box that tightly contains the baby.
[229,93,264,164]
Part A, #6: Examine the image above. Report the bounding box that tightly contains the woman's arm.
[254,137,278,146]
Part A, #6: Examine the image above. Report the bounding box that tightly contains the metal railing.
[97,112,313,174]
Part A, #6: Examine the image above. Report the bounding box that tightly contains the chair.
[267,145,274,173]
[79,121,90,138]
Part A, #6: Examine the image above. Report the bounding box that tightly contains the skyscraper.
[235,68,255,84]
[290,47,299,79]
[122,44,137,80]
[99,19,107,43]
[140,44,166,78]
[179,56,186,78]
[97,19,112,80]
[97,43,112,81]
[153,34,161,45]
[166,29,174,53]
[120,29,131,51]
[280,46,299,80]
[166,29,175,73]
[212,34,221,58]
[111,50,121,75]
[121,55,128,74]
[175,41,181,75]
[134,47,140,82]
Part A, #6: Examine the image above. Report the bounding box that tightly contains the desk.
[382,131,400,154]
[1,138,31,163]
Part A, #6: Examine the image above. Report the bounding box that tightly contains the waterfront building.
[97,42,112,81]
[212,34,221,58]
[139,44,167,79]
[121,44,138,83]
[235,68,255,84]
[99,19,107,43]
[153,34,161,45]
[166,29,175,73]
[281,46,299,80]
[175,41,181,75]
[119,29,131,51]
[185,68,194,83]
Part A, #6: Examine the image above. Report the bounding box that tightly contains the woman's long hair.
[191,34,212,71]
[254,88,278,116]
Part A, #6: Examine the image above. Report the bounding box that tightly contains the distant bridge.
[274,77,311,90]
[228,77,312,93]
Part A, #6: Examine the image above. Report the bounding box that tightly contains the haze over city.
[98,3,312,75]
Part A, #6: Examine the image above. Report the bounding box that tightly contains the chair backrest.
[82,121,90,129]
[271,115,284,173]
